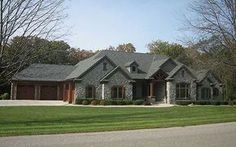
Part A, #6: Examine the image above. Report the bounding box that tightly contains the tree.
[68,48,95,64]
[0,0,66,84]
[185,0,236,67]
[116,43,136,53]
[147,40,186,58]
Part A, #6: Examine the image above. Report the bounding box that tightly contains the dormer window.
[103,62,107,71]
[132,66,136,72]
[125,61,139,73]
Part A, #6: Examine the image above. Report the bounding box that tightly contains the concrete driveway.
[1,122,236,147]
[0,100,68,106]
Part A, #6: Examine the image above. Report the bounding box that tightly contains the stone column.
[166,81,171,104]
[102,84,105,100]
[10,82,14,100]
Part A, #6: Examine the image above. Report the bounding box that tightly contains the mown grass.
[0,106,236,136]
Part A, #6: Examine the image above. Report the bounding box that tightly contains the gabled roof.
[196,70,209,82]
[66,55,116,80]
[166,64,197,79]
[12,64,74,82]
[100,66,133,82]
[13,50,214,82]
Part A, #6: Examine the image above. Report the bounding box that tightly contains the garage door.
[40,86,57,100]
[17,85,35,100]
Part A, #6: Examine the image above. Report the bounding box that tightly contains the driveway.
[1,122,236,147]
[0,100,68,106]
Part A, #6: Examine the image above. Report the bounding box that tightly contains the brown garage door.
[40,86,57,100]
[17,85,35,100]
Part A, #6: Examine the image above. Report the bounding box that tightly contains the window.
[201,88,211,100]
[103,62,107,71]
[132,66,136,72]
[213,88,219,97]
[176,83,190,100]
[85,85,96,98]
[111,86,125,99]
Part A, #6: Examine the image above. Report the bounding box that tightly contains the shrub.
[91,99,100,105]
[175,101,192,105]
[100,100,112,105]
[144,101,152,105]
[124,100,133,105]
[82,100,89,105]
[76,98,85,104]
[134,99,144,105]
[0,93,10,100]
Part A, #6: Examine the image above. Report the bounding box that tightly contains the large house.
[11,50,223,104]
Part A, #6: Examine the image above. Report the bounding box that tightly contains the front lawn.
[0,106,236,136]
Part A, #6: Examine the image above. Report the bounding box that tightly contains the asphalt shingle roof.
[13,50,210,82]
[13,64,74,81]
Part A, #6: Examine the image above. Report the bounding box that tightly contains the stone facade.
[197,72,223,100]
[75,58,132,100]
[167,67,197,104]
[75,58,115,99]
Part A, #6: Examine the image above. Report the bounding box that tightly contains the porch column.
[12,82,17,100]
[166,81,171,104]
[10,82,14,100]
[102,84,105,100]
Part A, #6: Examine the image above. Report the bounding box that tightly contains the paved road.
[1,122,236,147]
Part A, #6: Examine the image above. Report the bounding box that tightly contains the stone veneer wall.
[103,70,133,100]
[75,58,115,99]
[197,73,223,100]
[167,67,197,104]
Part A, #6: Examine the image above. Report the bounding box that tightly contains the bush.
[134,99,144,105]
[82,100,89,105]
[0,93,10,100]
[91,99,100,105]
[175,101,192,105]
[123,100,133,105]
[76,98,84,104]
[100,100,112,105]
[144,101,152,105]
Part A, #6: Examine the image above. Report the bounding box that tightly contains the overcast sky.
[64,0,194,52]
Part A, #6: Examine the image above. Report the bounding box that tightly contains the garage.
[17,85,35,100]
[40,86,58,100]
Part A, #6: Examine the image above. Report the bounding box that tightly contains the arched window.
[201,88,211,100]
[111,86,125,99]
[85,85,96,98]
[213,88,219,97]
[176,83,190,100]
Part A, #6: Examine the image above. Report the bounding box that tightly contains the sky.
[64,0,194,53]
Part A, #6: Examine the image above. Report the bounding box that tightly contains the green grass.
[0,106,236,136]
